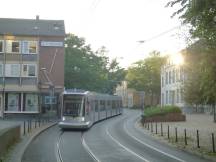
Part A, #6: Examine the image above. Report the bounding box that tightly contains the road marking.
[123,119,186,162]
[106,127,150,162]
[55,131,64,162]
[81,133,101,162]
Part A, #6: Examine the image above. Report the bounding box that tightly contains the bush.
[144,105,182,117]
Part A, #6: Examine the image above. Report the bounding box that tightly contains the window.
[24,94,38,111]
[169,71,172,84]
[95,100,98,112]
[165,72,168,84]
[44,96,56,104]
[5,64,20,77]
[22,41,37,54]
[176,89,179,103]
[6,40,20,53]
[173,69,175,83]
[0,64,3,77]
[22,64,36,77]
[6,93,20,111]
[28,65,36,76]
[0,40,3,53]
[166,91,168,104]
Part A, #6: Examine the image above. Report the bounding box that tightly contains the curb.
[7,122,57,162]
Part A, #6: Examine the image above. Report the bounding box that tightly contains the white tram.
[58,89,123,129]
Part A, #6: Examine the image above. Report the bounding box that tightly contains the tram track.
[56,131,64,162]
[55,130,98,162]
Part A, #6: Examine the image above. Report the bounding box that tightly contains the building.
[0,16,65,117]
[161,54,185,109]
[115,81,145,108]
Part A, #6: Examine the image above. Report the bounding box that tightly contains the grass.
[143,105,182,117]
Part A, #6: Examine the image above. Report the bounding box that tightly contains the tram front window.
[63,95,84,117]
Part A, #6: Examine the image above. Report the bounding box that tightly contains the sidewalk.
[140,113,216,161]
[0,117,57,162]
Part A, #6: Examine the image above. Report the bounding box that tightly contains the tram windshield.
[63,95,85,117]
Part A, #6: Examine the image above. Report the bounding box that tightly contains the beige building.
[115,81,144,108]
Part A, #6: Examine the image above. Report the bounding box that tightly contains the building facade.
[115,81,144,108]
[0,17,65,117]
[161,56,185,109]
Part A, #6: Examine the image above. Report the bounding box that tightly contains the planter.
[142,113,186,123]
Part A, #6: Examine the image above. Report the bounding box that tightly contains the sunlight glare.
[171,53,184,65]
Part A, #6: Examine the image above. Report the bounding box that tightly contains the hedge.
[143,105,182,117]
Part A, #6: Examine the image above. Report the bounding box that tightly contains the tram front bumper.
[58,121,92,129]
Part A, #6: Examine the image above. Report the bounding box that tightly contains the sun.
[170,53,184,65]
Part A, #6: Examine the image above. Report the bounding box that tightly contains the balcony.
[0,53,38,62]
[21,78,37,85]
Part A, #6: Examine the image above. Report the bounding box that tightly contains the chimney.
[36,15,39,20]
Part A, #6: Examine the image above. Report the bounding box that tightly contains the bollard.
[23,121,26,135]
[29,119,32,132]
[175,127,178,142]
[197,130,200,148]
[184,129,187,145]
[155,123,157,134]
[161,123,163,136]
[212,133,215,153]
[168,125,170,139]
[39,119,41,127]
[151,122,153,133]
[27,120,30,133]
[35,120,37,128]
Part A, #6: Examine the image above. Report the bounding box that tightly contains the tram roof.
[63,89,89,95]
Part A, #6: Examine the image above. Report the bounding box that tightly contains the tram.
[58,89,123,129]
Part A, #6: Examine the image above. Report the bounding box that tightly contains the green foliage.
[65,34,125,94]
[167,0,216,109]
[126,51,166,105]
[144,106,182,117]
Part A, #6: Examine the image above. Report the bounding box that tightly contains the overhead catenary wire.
[137,25,182,43]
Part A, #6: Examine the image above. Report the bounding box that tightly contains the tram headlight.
[62,117,66,121]
[81,117,85,122]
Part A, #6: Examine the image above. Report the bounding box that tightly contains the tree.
[166,0,216,121]
[65,34,125,94]
[126,51,166,105]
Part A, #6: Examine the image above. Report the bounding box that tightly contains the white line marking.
[82,134,101,162]
[55,132,63,162]
[124,119,186,162]
[106,127,150,162]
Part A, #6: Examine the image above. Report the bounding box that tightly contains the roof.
[0,18,65,37]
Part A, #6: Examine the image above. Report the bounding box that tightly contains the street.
[22,109,209,162]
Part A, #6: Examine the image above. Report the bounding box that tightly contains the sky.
[0,0,188,68]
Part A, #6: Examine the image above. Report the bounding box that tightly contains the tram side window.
[107,100,111,108]
[100,100,105,111]
[112,101,116,109]
[95,100,98,112]
[117,101,119,108]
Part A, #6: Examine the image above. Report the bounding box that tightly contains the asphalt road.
[22,109,210,162]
